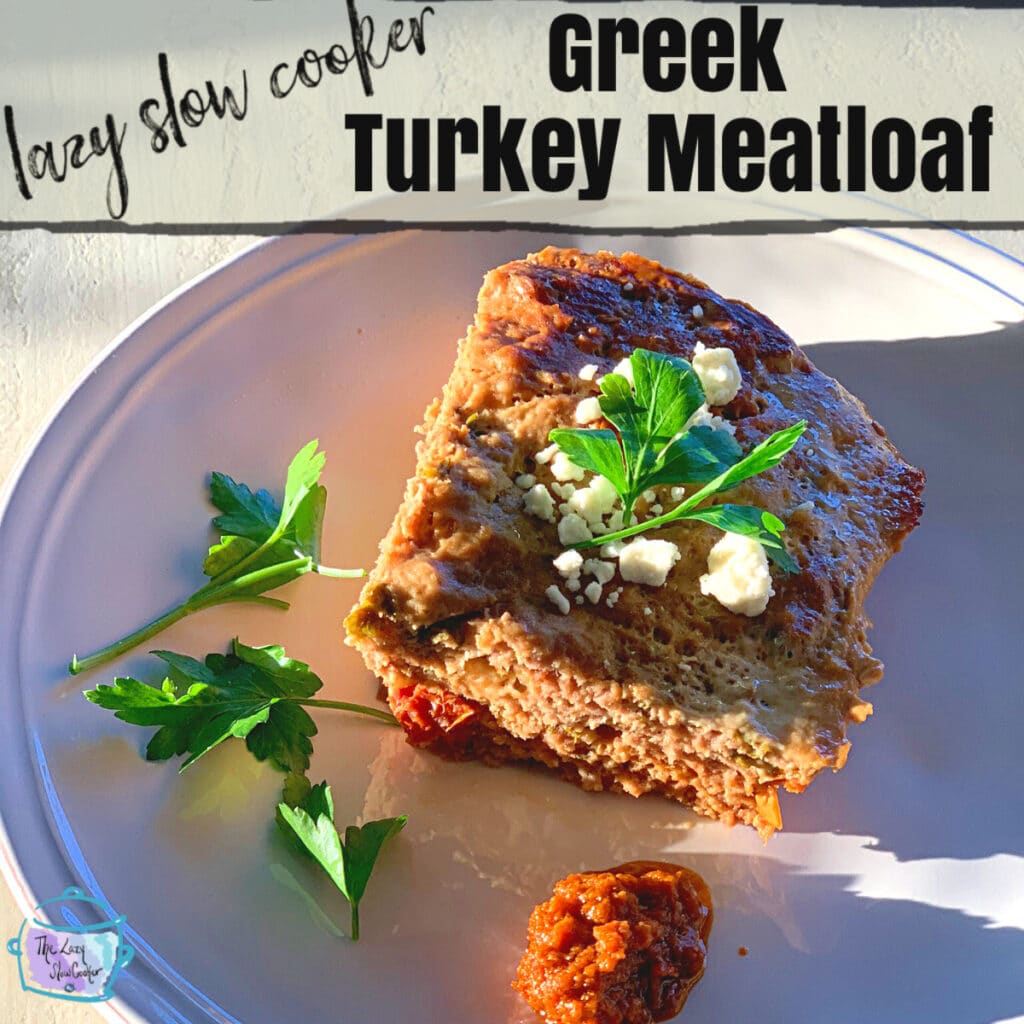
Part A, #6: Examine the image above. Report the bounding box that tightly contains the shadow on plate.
[785,324,1024,865]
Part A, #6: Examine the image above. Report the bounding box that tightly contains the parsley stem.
[315,565,366,579]
[351,903,360,942]
[193,557,312,606]
[574,502,692,549]
[69,559,313,675]
[299,699,399,726]
[69,604,191,675]
[219,596,291,611]
[572,420,809,550]
[299,700,397,724]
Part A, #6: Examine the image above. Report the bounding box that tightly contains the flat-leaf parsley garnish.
[85,641,405,940]
[549,349,805,571]
[69,440,364,675]
[278,785,407,941]
[83,638,397,772]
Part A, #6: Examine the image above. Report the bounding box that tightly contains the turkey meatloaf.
[345,247,924,837]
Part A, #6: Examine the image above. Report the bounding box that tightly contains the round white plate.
[2,228,1023,1024]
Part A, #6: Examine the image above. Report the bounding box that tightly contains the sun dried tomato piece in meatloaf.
[345,247,925,837]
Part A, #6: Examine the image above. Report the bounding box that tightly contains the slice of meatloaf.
[344,247,925,838]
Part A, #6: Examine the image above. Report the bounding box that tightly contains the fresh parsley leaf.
[204,441,329,584]
[278,787,407,941]
[276,773,336,856]
[208,472,281,542]
[550,349,806,571]
[83,639,397,772]
[597,371,646,464]
[631,349,705,444]
[553,350,715,518]
[291,484,327,566]
[547,429,628,496]
[69,440,364,675]
[645,426,742,488]
[282,438,327,528]
[341,818,409,924]
[201,534,265,579]
[676,421,808,512]
[676,504,798,573]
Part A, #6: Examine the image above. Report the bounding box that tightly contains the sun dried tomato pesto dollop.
[514,861,713,1024]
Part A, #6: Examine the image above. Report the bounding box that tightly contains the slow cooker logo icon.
[6,887,134,1002]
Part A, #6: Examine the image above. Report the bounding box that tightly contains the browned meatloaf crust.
[345,247,925,837]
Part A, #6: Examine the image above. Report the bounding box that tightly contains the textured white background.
[1,0,1022,1021]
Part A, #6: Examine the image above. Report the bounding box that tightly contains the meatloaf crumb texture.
[514,861,713,1024]
[345,247,925,837]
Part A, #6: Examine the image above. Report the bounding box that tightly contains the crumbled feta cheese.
[566,577,581,592]
[670,486,686,502]
[515,474,536,489]
[691,343,742,406]
[558,513,593,545]
[575,397,603,424]
[618,537,682,586]
[699,533,775,616]
[545,585,570,615]
[601,540,625,559]
[605,510,624,533]
[642,489,657,503]
[575,595,585,605]
[535,443,559,465]
[578,363,599,382]
[643,607,653,616]
[606,587,623,608]
[553,550,583,577]
[583,559,616,585]
[551,481,576,500]
[567,475,619,524]
[524,484,555,522]
[650,503,663,516]
[611,356,635,385]
[691,304,704,318]
[550,451,586,483]
[584,581,603,604]
[685,403,736,436]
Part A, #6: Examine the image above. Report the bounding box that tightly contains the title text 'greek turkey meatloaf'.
[345,247,925,837]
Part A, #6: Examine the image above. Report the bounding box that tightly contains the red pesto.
[514,861,713,1024]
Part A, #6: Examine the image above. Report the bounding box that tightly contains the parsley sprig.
[69,440,363,675]
[278,776,406,941]
[549,349,806,571]
[84,639,397,772]
[84,641,406,940]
